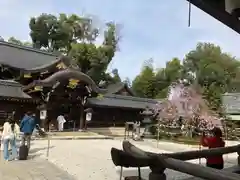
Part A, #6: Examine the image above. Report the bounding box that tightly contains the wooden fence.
[111,140,240,180]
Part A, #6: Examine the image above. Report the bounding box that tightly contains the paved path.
[30,139,238,180]
[0,153,76,180]
[2,139,235,180]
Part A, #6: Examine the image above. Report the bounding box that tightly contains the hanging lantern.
[34,86,43,91]
[67,79,79,89]
[56,62,67,69]
[23,73,32,78]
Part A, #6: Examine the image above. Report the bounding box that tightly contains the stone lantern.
[141,106,154,137]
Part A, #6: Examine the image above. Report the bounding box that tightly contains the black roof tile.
[0,80,31,99]
[105,82,135,95]
[87,94,158,109]
[0,41,69,72]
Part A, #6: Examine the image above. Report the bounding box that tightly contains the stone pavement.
[0,154,76,180]
[2,139,235,180]
[30,139,239,180]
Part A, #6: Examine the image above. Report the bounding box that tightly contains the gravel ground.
[31,139,238,180]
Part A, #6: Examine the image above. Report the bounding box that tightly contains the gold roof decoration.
[23,73,32,78]
[34,86,43,91]
[97,94,104,100]
[56,62,67,69]
[67,79,79,89]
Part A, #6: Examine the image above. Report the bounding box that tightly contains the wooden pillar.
[79,105,85,129]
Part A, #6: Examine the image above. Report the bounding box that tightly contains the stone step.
[89,127,126,135]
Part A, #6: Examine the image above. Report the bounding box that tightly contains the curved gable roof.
[0,41,70,72]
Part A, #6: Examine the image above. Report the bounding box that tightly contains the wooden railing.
[111,140,240,180]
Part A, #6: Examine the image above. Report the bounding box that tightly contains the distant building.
[222,93,240,121]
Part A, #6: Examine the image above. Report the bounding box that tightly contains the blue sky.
[0,0,240,81]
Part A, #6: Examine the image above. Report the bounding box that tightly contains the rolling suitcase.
[19,144,28,160]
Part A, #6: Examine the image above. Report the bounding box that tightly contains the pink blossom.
[153,83,222,130]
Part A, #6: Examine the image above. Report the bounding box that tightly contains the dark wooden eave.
[187,0,240,34]
[87,94,158,110]
[0,41,71,73]
[0,80,37,103]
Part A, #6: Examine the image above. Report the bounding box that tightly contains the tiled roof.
[0,80,32,99]
[105,82,134,95]
[87,94,158,109]
[0,41,70,72]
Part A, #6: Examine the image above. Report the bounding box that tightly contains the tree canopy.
[28,14,121,84]
[132,42,240,114]
[132,59,156,98]
[8,37,32,47]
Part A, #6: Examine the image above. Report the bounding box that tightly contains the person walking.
[201,127,225,169]
[2,117,20,161]
[20,112,36,150]
[57,114,66,131]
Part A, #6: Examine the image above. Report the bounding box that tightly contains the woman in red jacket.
[201,127,225,169]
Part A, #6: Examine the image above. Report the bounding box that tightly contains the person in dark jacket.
[20,111,36,150]
[201,127,225,169]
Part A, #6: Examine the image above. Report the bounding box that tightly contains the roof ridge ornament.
[23,69,107,94]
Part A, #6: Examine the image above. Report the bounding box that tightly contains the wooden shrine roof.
[105,82,135,96]
[0,41,70,72]
[0,80,36,102]
[87,94,158,110]
[188,0,240,34]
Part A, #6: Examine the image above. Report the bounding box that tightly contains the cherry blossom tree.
[153,82,222,130]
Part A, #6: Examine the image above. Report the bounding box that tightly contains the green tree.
[183,42,240,112]
[29,13,120,84]
[111,69,121,83]
[8,37,32,47]
[132,60,156,98]
[155,58,183,98]
[29,14,100,52]
[123,77,131,87]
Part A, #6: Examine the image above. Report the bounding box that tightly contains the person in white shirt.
[57,115,66,131]
[2,117,20,161]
